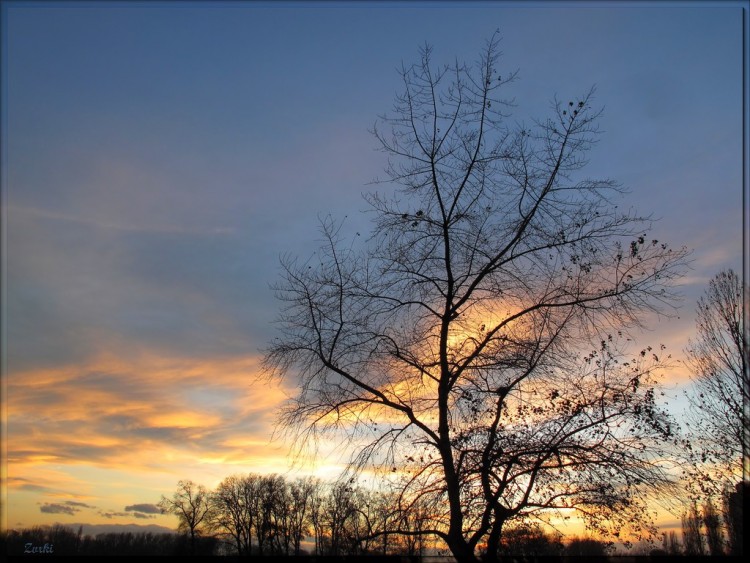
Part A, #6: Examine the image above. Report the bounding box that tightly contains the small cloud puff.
[124,503,160,518]
[40,503,76,515]
[124,503,161,514]
[132,512,156,519]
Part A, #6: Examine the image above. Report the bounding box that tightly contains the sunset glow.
[1,1,744,556]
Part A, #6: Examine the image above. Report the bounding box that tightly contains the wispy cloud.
[40,504,78,515]
[124,504,161,515]
[9,478,54,494]
[131,512,156,519]
[8,204,238,237]
[7,351,295,505]
[40,501,96,515]
[99,511,131,520]
[122,506,160,520]
[63,501,96,508]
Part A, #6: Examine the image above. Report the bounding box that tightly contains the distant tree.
[3,526,196,557]
[264,32,690,563]
[702,498,724,556]
[368,490,399,555]
[681,502,705,556]
[207,473,323,557]
[564,536,612,557]
[497,521,564,559]
[210,474,257,556]
[272,476,294,555]
[681,269,747,553]
[253,474,287,555]
[288,476,317,555]
[47,524,81,554]
[308,478,327,556]
[684,268,748,490]
[661,530,682,556]
[323,480,360,556]
[395,492,433,557]
[159,479,213,555]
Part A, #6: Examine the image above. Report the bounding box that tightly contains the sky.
[1,0,746,539]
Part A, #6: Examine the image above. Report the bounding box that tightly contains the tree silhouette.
[288,476,318,555]
[322,480,362,555]
[264,33,690,563]
[681,502,705,556]
[254,474,287,555]
[158,480,213,555]
[204,473,326,556]
[564,535,612,557]
[210,474,257,556]
[680,269,746,555]
[2,526,198,557]
[684,268,748,489]
[497,521,564,558]
[702,498,724,556]
[662,530,682,556]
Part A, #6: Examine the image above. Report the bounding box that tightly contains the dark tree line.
[678,268,747,557]
[1,523,217,557]
[1,517,615,559]
[158,474,432,557]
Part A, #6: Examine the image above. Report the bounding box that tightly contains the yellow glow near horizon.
[4,311,697,540]
[4,350,299,530]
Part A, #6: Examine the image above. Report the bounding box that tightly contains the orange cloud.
[4,349,306,529]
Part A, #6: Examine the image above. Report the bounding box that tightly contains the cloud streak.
[99,511,131,520]
[124,504,161,515]
[40,504,77,515]
[39,501,96,515]
[7,351,294,501]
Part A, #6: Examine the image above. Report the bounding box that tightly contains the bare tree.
[684,269,748,488]
[565,536,613,557]
[323,480,360,556]
[207,473,320,556]
[681,502,705,556]
[307,479,327,556]
[391,487,434,557]
[209,474,257,556]
[369,490,399,555]
[252,474,287,555]
[662,530,682,556]
[159,480,213,555]
[264,33,689,563]
[288,476,317,555]
[498,521,563,559]
[362,483,435,556]
[702,498,724,556]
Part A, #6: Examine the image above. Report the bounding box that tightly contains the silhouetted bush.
[497,523,564,561]
[564,536,612,557]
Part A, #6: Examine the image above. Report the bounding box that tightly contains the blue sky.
[1,0,746,535]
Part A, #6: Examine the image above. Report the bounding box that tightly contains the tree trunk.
[446,529,480,563]
[482,510,506,563]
